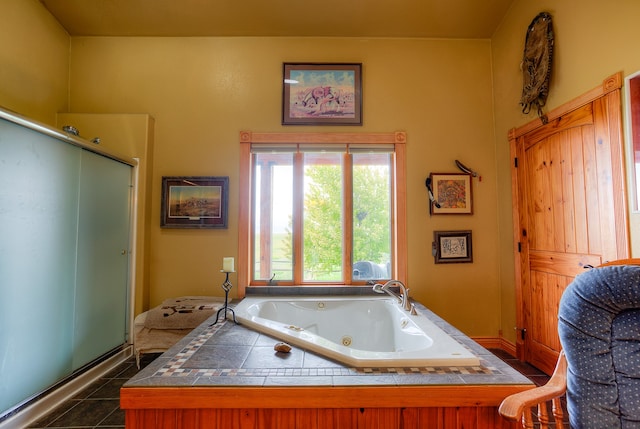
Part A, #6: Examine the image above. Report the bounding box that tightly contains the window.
[238,132,406,293]
[626,71,640,212]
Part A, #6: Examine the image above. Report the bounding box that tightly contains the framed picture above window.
[429,172,473,215]
[161,176,229,229]
[433,230,473,264]
[282,63,362,125]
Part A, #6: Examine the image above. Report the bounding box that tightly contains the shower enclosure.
[0,107,135,419]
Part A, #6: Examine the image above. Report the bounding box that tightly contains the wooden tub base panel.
[121,385,529,428]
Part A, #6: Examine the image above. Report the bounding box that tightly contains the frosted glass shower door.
[0,113,134,418]
[0,120,79,413]
[72,150,132,369]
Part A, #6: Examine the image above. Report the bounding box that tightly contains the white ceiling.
[39,0,515,38]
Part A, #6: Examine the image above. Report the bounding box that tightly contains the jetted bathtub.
[232,296,480,368]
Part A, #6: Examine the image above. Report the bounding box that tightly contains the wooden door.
[510,73,630,374]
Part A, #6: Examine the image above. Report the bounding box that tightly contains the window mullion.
[293,151,304,284]
[392,146,407,282]
[343,152,353,284]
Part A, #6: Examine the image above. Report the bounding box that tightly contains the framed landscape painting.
[161,176,229,228]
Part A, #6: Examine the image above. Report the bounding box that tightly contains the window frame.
[238,131,407,296]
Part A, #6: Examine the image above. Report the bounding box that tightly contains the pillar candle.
[222,257,234,272]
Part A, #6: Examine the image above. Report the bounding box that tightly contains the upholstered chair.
[499,260,640,428]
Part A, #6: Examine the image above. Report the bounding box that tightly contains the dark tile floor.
[26,348,551,428]
[27,353,161,429]
[488,348,551,387]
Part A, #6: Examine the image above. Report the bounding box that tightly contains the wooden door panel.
[525,129,601,254]
[522,118,605,374]
[528,272,553,367]
[528,270,573,372]
[510,73,629,374]
[560,130,577,252]
[582,125,604,256]
[527,264,571,376]
[568,127,589,254]
[593,99,622,259]
[523,103,594,149]
[529,250,601,277]
[548,133,566,252]
[524,133,565,252]
[525,136,553,250]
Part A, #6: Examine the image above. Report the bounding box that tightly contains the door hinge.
[517,242,522,252]
[515,327,527,340]
[514,157,518,168]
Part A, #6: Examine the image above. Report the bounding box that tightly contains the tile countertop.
[124,298,532,389]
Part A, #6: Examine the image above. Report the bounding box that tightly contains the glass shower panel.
[73,150,131,369]
[0,119,80,413]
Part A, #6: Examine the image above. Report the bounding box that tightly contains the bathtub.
[232,296,480,368]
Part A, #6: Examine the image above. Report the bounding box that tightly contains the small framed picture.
[161,176,229,229]
[433,230,473,264]
[282,62,362,125]
[429,173,473,215]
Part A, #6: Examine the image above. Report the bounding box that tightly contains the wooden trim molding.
[237,141,252,297]
[121,385,529,410]
[237,131,408,297]
[240,131,405,145]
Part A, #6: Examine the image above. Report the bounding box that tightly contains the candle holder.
[210,271,238,326]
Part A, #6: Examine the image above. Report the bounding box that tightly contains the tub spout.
[373,280,411,311]
[372,281,400,303]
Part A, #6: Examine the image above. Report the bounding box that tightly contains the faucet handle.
[410,303,418,315]
[402,287,411,311]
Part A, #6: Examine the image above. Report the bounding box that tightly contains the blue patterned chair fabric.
[558,265,640,428]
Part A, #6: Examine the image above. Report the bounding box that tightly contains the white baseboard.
[0,346,132,429]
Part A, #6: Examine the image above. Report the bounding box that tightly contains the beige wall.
[0,0,69,124]
[492,0,640,343]
[7,0,640,343]
[68,37,501,336]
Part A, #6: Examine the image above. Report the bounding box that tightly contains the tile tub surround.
[121,299,533,428]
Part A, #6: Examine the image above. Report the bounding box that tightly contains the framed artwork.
[161,176,229,229]
[429,173,473,215]
[282,62,362,125]
[433,230,473,264]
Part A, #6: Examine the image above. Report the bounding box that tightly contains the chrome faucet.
[372,280,412,312]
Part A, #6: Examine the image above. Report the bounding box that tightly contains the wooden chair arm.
[498,350,567,422]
